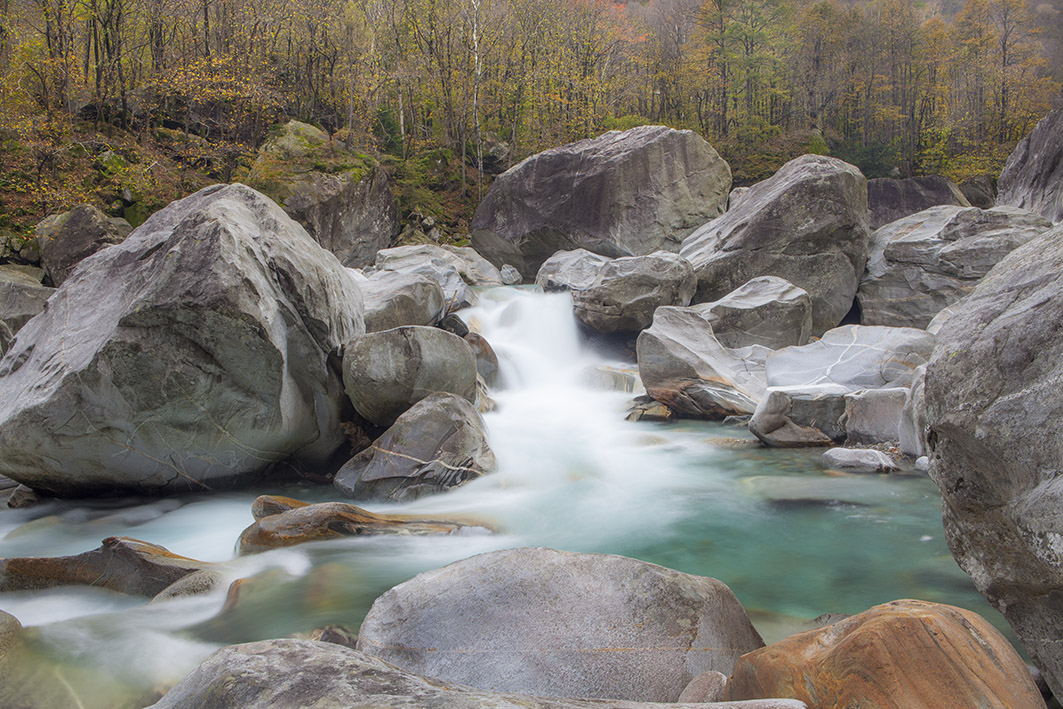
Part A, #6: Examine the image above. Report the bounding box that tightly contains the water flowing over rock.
[334,392,496,501]
[352,269,446,332]
[725,599,1044,709]
[820,448,897,473]
[998,107,1063,222]
[691,276,812,350]
[34,204,132,286]
[0,266,54,335]
[534,248,610,292]
[0,537,210,596]
[237,497,485,554]
[0,183,364,495]
[858,205,1053,328]
[356,547,765,702]
[342,326,477,427]
[680,154,869,335]
[247,120,400,268]
[925,222,1063,698]
[149,639,804,709]
[637,306,769,417]
[572,251,696,333]
[372,244,479,310]
[472,125,732,277]
[867,175,971,229]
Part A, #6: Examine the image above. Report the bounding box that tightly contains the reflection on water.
[0,287,1005,707]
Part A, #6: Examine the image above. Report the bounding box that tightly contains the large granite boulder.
[246,120,400,268]
[572,251,696,333]
[749,325,934,447]
[237,497,483,554]
[691,276,812,350]
[680,155,869,335]
[534,249,610,292]
[925,222,1063,697]
[440,244,505,285]
[34,204,132,286]
[334,392,496,501]
[637,306,769,417]
[726,600,1044,709]
[342,326,477,427]
[0,537,210,596]
[472,125,732,277]
[867,175,971,230]
[372,244,477,310]
[357,548,764,702]
[858,205,1052,328]
[353,269,446,332]
[998,107,1063,222]
[149,639,803,709]
[0,266,54,335]
[0,184,364,495]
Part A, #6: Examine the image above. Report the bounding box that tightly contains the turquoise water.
[0,287,1011,707]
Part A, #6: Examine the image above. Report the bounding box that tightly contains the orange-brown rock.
[250,494,310,519]
[237,499,491,554]
[0,537,211,596]
[725,599,1045,709]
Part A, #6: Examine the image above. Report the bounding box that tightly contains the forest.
[0,0,1060,237]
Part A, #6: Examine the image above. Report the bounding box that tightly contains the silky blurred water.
[0,287,1008,707]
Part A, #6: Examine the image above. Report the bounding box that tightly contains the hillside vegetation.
[0,0,1058,242]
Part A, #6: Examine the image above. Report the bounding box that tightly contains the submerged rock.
[0,537,210,596]
[859,205,1052,328]
[680,154,869,335]
[342,326,477,427]
[149,638,804,709]
[356,547,765,702]
[866,175,970,230]
[472,125,732,276]
[334,392,496,501]
[34,204,132,286]
[820,448,897,473]
[237,498,486,554]
[925,221,1063,697]
[998,107,1063,222]
[725,599,1044,709]
[638,306,769,418]
[0,184,364,495]
[572,251,696,333]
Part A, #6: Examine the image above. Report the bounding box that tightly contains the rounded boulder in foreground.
[342,326,477,427]
[356,547,764,702]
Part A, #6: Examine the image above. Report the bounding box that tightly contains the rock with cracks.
[572,251,696,333]
[998,107,1063,222]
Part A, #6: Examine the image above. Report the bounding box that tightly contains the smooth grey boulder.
[248,120,400,268]
[0,266,54,335]
[440,244,504,285]
[959,174,997,209]
[925,221,1063,697]
[691,276,812,350]
[867,175,971,230]
[637,306,769,417]
[765,325,934,391]
[842,387,908,445]
[34,204,131,286]
[821,447,898,473]
[149,639,805,709]
[572,251,696,333]
[900,365,928,457]
[334,392,495,501]
[534,249,610,292]
[472,126,732,277]
[859,205,1052,328]
[500,264,522,285]
[749,386,844,447]
[356,547,765,702]
[0,184,364,496]
[998,107,1063,222]
[680,155,869,335]
[353,269,446,332]
[342,326,477,427]
[373,245,476,311]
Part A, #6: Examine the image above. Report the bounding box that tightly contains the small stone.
[821,447,898,473]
